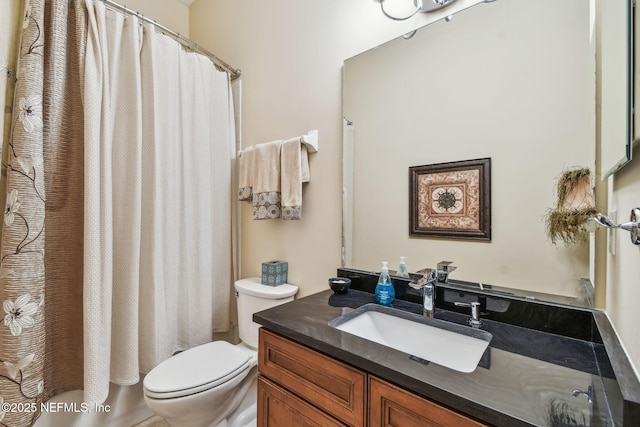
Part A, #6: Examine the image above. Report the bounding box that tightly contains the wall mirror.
[342,0,598,305]
[600,0,634,180]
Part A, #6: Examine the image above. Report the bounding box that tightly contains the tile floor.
[132,415,170,427]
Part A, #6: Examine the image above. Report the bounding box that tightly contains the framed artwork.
[409,158,491,240]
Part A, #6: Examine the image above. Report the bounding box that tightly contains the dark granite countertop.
[254,288,640,426]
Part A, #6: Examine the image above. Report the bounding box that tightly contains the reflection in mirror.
[600,0,634,179]
[373,0,461,21]
[342,0,596,303]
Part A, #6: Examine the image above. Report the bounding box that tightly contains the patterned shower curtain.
[1,1,86,426]
[1,0,235,425]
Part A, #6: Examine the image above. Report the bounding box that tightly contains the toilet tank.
[234,278,298,349]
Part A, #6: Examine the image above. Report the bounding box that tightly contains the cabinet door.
[259,329,366,426]
[258,375,347,427]
[369,377,488,427]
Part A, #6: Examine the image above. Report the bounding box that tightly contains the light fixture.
[374,0,498,23]
[545,167,640,246]
[373,0,458,21]
[546,168,598,245]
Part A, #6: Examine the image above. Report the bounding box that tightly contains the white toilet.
[143,278,298,427]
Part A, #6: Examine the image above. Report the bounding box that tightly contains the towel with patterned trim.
[252,140,282,219]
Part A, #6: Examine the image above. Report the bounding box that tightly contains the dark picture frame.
[409,158,491,240]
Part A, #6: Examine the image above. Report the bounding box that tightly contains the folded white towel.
[252,140,282,219]
[238,146,254,201]
[281,138,310,220]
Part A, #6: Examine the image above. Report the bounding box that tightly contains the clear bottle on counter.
[397,256,409,278]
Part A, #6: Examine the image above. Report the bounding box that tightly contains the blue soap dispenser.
[375,261,395,306]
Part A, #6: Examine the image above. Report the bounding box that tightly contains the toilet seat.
[143,341,252,399]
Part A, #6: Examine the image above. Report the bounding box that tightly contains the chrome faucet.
[409,269,437,317]
[437,261,456,284]
[454,301,483,328]
[572,386,593,405]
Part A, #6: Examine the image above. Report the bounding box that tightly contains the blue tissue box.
[261,261,288,286]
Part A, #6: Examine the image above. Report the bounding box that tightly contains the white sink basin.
[329,304,492,373]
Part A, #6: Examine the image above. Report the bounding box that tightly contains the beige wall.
[190,0,486,297]
[121,0,189,36]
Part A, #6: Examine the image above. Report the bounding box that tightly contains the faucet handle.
[454,301,482,328]
[436,261,456,283]
[409,268,436,289]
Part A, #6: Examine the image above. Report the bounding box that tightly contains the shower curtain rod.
[100,0,241,80]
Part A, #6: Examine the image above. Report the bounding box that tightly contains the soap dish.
[328,277,351,294]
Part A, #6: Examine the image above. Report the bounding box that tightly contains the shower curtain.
[0,0,235,424]
[1,1,87,426]
[83,1,234,404]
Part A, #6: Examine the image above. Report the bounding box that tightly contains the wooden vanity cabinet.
[257,328,489,427]
[258,376,347,426]
[369,376,488,427]
[258,329,366,426]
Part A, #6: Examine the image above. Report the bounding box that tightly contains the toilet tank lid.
[235,278,298,299]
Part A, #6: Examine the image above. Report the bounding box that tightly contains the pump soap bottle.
[375,261,395,306]
[397,257,409,278]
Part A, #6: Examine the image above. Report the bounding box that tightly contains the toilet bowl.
[143,278,298,427]
[143,341,257,427]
